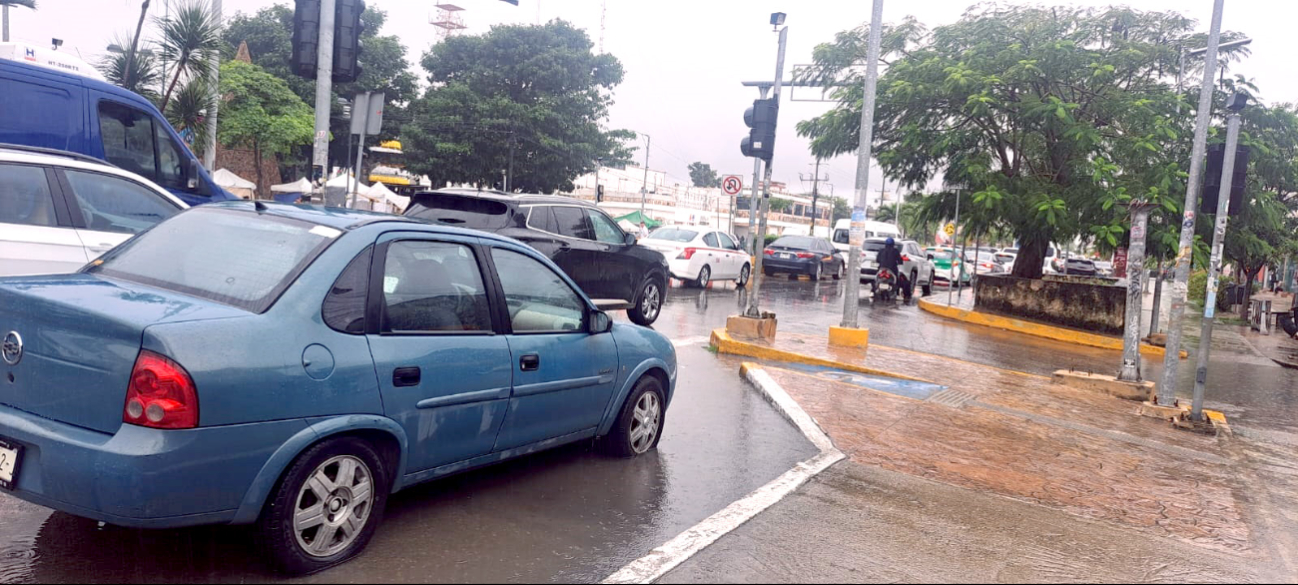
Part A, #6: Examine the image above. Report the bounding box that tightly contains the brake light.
[124,350,198,429]
[678,247,698,260]
[901,255,911,262]
[796,252,816,259]
[764,248,775,256]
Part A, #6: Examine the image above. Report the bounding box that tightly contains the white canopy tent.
[366,182,409,214]
[269,177,313,203]
[211,168,256,200]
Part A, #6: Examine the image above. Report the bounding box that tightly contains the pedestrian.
[638,221,650,240]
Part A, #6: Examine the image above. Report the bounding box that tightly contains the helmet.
[885,237,895,246]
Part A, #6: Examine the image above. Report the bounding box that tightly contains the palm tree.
[1,0,36,43]
[165,76,213,157]
[157,0,221,113]
[124,0,150,90]
[100,34,161,99]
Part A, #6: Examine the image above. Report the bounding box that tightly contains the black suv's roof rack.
[0,143,118,168]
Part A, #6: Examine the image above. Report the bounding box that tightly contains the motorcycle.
[873,268,898,302]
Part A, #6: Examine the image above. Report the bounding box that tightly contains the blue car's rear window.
[85,209,338,313]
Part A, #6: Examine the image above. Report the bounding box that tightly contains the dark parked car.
[405,189,669,325]
[762,235,844,280]
[1063,257,1098,276]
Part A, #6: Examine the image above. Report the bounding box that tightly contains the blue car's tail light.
[124,350,199,429]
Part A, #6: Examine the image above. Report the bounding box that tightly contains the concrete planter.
[974,274,1125,335]
[727,314,778,341]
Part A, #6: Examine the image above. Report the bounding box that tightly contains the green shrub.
[1188,270,1207,302]
[764,234,780,247]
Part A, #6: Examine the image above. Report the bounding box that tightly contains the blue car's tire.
[602,376,665,458]
[257,436,390,575]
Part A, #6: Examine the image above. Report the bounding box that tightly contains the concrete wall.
[974,274,1126,335]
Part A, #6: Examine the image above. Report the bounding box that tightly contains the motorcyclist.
[876,237,912,301]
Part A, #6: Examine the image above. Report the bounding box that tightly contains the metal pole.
[1192,111,1242,420]
[840,0,884,328]
[640,134,651,217]
[810,158,820,236]
[352,118,368,208]
[947,190,962,306]
[311,0,337,182]
[3,5,9,43]
[203,0,222,172]
[747,89,769,257]
[1118,203,1154,382]
[1150,259,1164,335]
[745,24,788,318]
[1158,0,1224,407]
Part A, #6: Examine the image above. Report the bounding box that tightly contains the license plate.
[780,253,793,259]
[0,438,23,490]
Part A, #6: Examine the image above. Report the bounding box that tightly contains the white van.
[831,219,902,255]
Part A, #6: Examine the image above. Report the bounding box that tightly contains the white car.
[640,226,752,287]
[859,237,936,296]
[0,145,188,276]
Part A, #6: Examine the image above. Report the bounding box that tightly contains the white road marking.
[602,365,844,584]
[670,336,710,348]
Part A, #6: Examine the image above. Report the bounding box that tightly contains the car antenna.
[254,200,269,213]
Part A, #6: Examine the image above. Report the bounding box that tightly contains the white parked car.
[0,145,188,276]
[860,237,936,296]
[640,226,752,287]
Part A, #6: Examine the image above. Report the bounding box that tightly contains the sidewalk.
[688,329,1298,582]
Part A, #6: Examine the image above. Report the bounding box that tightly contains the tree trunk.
[160,53,188,113]
[1240,264,1262,321]
[1011,237,1047,279]
[253,141,263,201]
[124,0,151,91]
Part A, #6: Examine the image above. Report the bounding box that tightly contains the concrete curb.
[601,364,845,584]
[709,328,936,384]
[918,298,1188,359]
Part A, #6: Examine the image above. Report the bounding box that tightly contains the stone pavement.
[701,330,1298,582]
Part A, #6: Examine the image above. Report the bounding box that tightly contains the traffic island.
[919,298,1187,359]
[828,326,870,349]
[1052,370,1154,401]
[1137,400,1231,436]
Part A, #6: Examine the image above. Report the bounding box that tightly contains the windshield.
[405,194,511,229]
[862,241,886,252]
[647,228,697,242]
[832,229,849,244]
[86,209,336,313]
[772,236,818,249]
[929,250,957,260]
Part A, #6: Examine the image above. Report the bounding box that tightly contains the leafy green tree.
[401,20,634,192]
[769,198,793,213]
[99,33,161,100]
[166,76,214,156]
[798,5,1252,278]
[831,197,851,223]
[221,3,418,171]
[688,162,721,188]
[217,60,314,192]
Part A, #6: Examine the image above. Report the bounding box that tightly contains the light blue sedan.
[0,202,676,574]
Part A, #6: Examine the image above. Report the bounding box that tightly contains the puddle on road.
[778,363,948,401]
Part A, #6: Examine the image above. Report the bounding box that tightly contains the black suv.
[404,189,669,325]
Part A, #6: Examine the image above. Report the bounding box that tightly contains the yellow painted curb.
[710,329,935,384]
[828,326,870,349]
[918,299,1188,359]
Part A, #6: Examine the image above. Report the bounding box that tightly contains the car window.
[491,248,586,333]
[382,241,492,333]
[863,241,886,252]
[0,164,57,227]
[703,232,719,247]
[323,245,373,334]
[552,206,593,240]
[527,205,557,233]
[832,229,849,244]
[718,233,738,250]
[772,236,816,249]
[87,209,334,313]
[63,170,179,234]
[98,101,163,184]
[405,194,512,229]
[587,209,625,244]
[154,121,188,190]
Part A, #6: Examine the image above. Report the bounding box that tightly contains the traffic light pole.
[1157,0,1223,408]
[746,87,768,259]
[311,0,337,182]
[744,25,787,318]
[1191,110,1242,421]
[840,0,884,329]
[203,0,221,172]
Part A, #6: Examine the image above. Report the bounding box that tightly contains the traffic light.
[332,0,366,83]
[290,0,321,78]
[740,98,778,162]
[596,184,605,202]
[1201,143,1250,216]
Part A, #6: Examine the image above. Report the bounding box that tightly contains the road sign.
[944,223,956,236]
[722,175,743,195]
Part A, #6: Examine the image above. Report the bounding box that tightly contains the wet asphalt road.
[0,274,1291,583]
[0,287,816,584]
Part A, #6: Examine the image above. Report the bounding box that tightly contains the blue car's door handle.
[520,354,540,371]
[393,367,421,387]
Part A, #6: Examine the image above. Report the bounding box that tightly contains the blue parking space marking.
[779,362,948,401]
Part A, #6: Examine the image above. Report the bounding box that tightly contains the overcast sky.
[13,0,1297,197]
